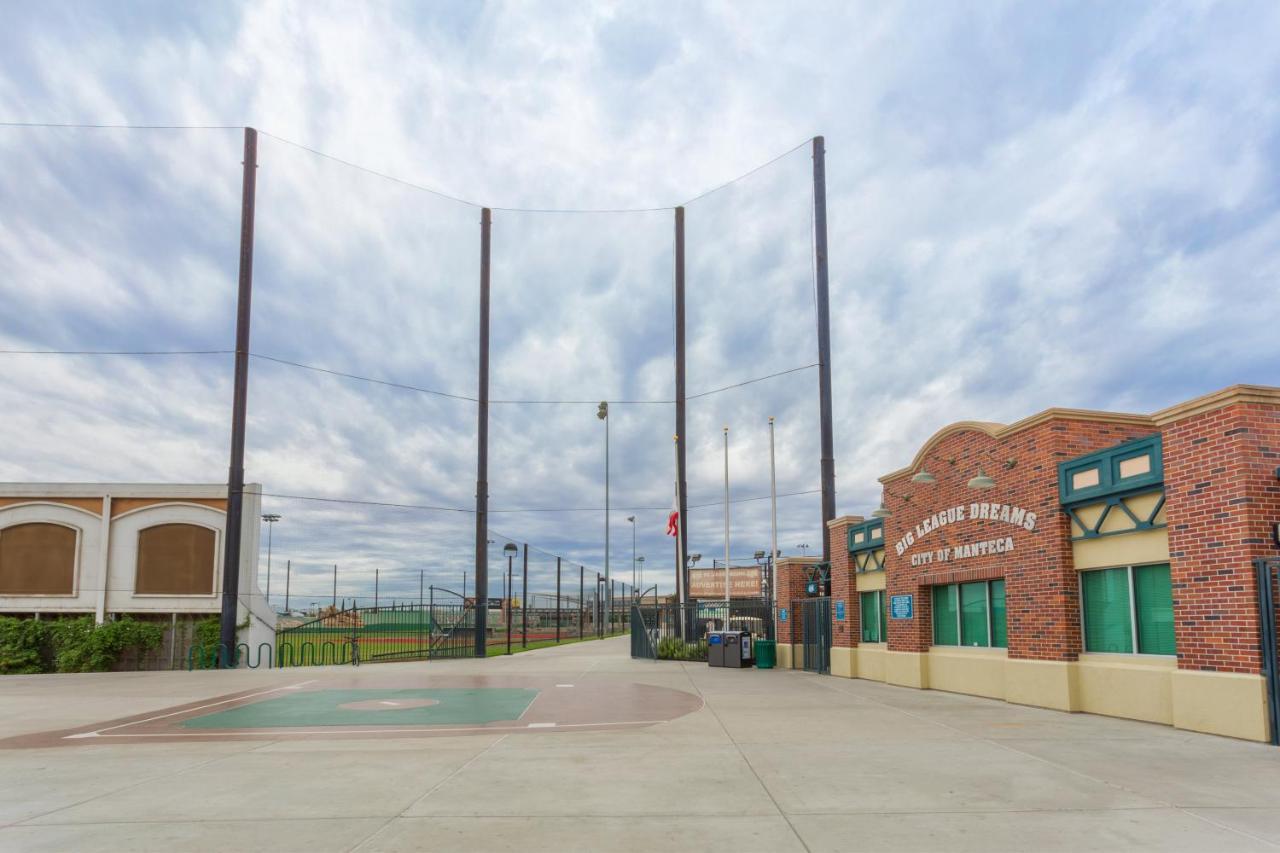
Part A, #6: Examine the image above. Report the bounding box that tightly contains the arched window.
[0,522,78,595]
[136,524,216,595]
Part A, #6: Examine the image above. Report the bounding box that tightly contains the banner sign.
[689,566,764,599]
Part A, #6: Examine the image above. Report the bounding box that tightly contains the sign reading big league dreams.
[893,502,1038,568]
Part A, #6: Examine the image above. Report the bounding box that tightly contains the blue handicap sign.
[779,608,788,622]
[890,594,914,619]
[835,600,846,620]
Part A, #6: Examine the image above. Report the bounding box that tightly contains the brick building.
[775,385,1280,742]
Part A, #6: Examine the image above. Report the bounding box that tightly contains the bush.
[0,616,50,674]
[656,636,709,662]
[47,616,164,673]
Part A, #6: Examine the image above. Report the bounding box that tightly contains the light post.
[598,401,610,622]
[627,515,636,593]
[504,543,517,655]
[262,513,280,610]
[797,544,810,557]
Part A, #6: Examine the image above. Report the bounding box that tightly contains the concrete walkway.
[2,637,1279,851]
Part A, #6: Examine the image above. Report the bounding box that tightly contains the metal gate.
[1257,558,1280,746]
[798,597,831,675]
[630,605,656,660]
[273,603,475,667]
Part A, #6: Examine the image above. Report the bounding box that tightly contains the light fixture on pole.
[598,401,610,618]
[503,542,518,655]
[797,543,810,556]
[261,513,281,610]
[768,415,780,633]
[723,425,731,605]
[627,515,636,592]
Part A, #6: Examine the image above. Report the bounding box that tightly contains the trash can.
[722,631,741,668]
[707,631,725,667]
[720,630,753,668]
[755,639,776,669]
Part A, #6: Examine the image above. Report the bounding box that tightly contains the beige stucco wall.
[854,570,886,592]
[927,647,1007,700]
[884,651,929,689]
[1171,669,1270,742]
[1005,658,1078,712]
[855,645,887,682]
[830,646,855,678]
[1076,654,1175,725]
[1072,528,1169,570]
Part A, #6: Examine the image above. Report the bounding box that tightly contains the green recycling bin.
[755,639,777,669]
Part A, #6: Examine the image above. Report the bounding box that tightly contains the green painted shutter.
[860,591,880,643]
[989,579,1007,648]
[1081,568,1132,653]
[883,591,889,644]
[1133,564,1175,655]
[932,584,958,646]
[959,582,989,647]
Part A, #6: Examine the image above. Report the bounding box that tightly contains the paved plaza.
[2,637,1279,852]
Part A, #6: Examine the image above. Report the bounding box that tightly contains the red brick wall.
[881,418,1155,661]
[774,557,818,645]
[1162,400,1280,674]
[827,518,859,649]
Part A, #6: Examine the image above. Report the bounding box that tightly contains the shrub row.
[656,635,709,661]
[0,615,165,674]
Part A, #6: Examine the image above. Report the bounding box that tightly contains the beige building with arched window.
[0,483,274,651]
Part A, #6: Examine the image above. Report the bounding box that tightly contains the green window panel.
[1133,563,1175,656]
[960,582,990,647]
[860,591,882,643]
[990,579,1007,649]
[1082,568,1133,653]
[932,584,958,646]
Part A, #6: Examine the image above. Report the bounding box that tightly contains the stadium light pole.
[261,513,280,610]
[474,206,492,659]
[812,136,837,558]
[219,126,259,657]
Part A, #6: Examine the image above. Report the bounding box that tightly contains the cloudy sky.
[2,1,1278,607]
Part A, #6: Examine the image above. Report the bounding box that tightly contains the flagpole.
[723,426,730,607]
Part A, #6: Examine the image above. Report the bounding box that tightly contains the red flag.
[666,489,679,537]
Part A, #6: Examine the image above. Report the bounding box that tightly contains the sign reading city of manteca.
[893,502,1038,567]
[688,567,764,599]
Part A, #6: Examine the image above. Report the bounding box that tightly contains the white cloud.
[2,0,1279,600]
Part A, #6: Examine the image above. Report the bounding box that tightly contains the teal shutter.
[989,579,1007,648]
[959,582,989,646]
[883,591,889,644]
[932,585,958,646]
[1133,564,1175,655]
[1081,568,1133,653]
[860,591,881,643]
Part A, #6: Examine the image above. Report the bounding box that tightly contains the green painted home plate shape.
[182,688,539,729]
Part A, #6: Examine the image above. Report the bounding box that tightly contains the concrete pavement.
[2,636,1279,851]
